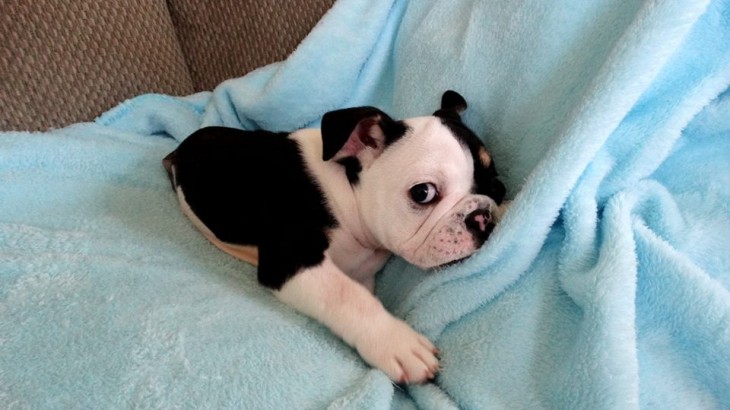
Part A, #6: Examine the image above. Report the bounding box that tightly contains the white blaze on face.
[356,116,496,268]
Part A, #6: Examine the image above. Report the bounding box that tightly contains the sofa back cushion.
[0,0,334,131]
[1,0,194,131]
[168,0,335,91]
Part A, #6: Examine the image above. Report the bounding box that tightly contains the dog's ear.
[321,107,405,164]
[433,90,468,121]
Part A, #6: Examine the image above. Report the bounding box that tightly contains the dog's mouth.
[429,225,496,270]
[414,239,480,270]
[406,199,503,270]
[437,255,471,269]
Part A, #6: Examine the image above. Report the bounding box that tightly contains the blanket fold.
[2,0,729,408]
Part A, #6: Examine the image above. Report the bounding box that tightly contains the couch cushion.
[167,0,335,91]
[0,0,194,131]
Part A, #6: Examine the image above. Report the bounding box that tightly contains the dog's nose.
[465,208,495,244]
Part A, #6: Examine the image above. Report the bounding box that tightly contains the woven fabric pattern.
[0,0,195,131]
[168,0,336,91]
[1,1,333,131]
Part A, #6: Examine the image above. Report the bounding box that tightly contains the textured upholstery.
[168,0,336,91]
[0,0,194,131]
[0,0,335,131]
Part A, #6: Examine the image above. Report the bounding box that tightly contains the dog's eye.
[409,183,438,204]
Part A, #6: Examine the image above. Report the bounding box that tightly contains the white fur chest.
[327,228,391,292]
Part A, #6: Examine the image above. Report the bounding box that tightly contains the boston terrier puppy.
[163,91,506,384]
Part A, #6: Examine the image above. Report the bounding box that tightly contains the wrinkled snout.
[406,196,500,269]
[465,208,495,246]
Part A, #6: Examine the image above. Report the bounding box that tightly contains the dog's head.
[321,91,505,268]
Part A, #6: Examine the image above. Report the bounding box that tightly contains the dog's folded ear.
[321,107,406,164]
[433,90,468,121]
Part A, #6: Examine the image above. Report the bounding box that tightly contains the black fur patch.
[438,119,506,204]
[165,127,337,290]
[336,156,362,185]
[381,119,409,147]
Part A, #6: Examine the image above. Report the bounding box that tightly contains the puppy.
[162,91,505,384]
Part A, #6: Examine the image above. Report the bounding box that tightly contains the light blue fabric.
[2,0,729,408]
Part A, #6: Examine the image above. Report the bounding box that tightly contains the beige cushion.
[0,0,335,131]
[168,0,336,91]
[0,0,194,131]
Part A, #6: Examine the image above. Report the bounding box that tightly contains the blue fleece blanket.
[2,0,729,408]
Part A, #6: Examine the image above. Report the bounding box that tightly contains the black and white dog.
[163,91,505,384]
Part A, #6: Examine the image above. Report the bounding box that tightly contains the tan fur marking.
[176,186,259,266]
[478,147,491,168]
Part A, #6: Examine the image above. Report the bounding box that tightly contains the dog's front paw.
[355,316,440,384]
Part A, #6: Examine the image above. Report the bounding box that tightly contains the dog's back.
[163,126,337,288]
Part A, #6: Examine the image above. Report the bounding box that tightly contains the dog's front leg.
[274,254,439,384]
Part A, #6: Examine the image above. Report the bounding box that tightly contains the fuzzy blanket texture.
[2,0,730,408]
